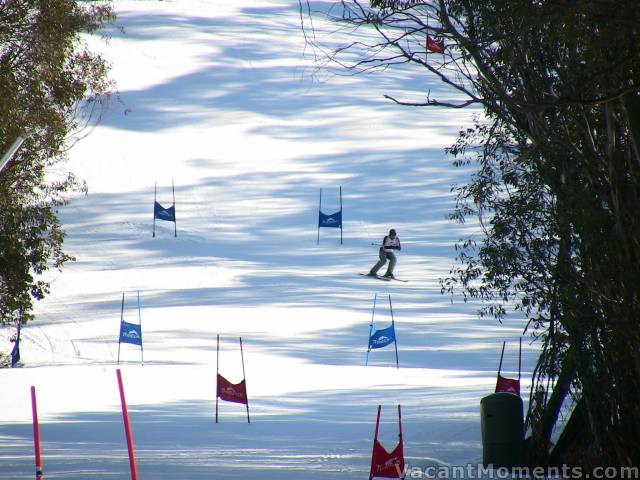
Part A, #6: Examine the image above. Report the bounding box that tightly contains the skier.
[368,229,401,278]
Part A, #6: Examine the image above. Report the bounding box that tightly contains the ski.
[388,277,409,283]
[359,273,391,281]
[358,273,409,283]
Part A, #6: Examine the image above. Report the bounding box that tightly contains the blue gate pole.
[389,295,399,369]
[172,179,177,237]
[365,293,378,366]
[317,188,322,245]
[118,292,124,364]
[339,185,343,245]
[153,183,157,238]
[137,290,144,365]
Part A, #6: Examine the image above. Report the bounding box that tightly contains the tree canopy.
[0,0,115,325]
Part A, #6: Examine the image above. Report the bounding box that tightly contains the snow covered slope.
[0,1,536,478]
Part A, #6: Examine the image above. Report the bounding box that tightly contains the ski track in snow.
[1,1,537,478]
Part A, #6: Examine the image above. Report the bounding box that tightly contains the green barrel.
[480,392,524,468]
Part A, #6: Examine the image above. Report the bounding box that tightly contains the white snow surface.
[0,1,537,478]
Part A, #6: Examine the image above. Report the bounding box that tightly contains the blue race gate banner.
[119,320,142,346]
[318,210,342,228]
[368,324,396,350]
[153,181,177,237]
[317,186,343,244]
[154,202,175,222]
[117,291,144,364]
[366,293,400,368]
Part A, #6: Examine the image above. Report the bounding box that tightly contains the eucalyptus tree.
[0,0,115,326]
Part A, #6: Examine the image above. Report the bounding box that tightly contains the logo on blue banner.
[154,201,175,222]
[369,325,396,349]
[119,321,142,346]
[319,210,342,228]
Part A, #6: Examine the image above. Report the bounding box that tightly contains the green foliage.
[444,119,559,328]
[0,0,115,325]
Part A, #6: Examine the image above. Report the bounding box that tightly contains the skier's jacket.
[381,235,401,253]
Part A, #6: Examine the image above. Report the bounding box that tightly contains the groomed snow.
[0,1,536,478]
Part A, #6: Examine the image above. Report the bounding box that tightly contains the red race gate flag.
[217,375,248,404]
[495,338,522,396]
[426,35,445,54]
[495,375,521,396]
[216,334,250,423]
[369,405,405,479]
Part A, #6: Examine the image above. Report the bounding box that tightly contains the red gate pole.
[239,337,250,424]
[518,337,522,381]
[497,341,506,376]
[495,340,506,391]
[369,405,382,480]
[388,295,399,369]
[30,386,43,480]
[116,369,139,480]
[216,334,220,423]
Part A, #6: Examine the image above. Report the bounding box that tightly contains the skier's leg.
[369,249,387,275]
[384,252,397,276]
